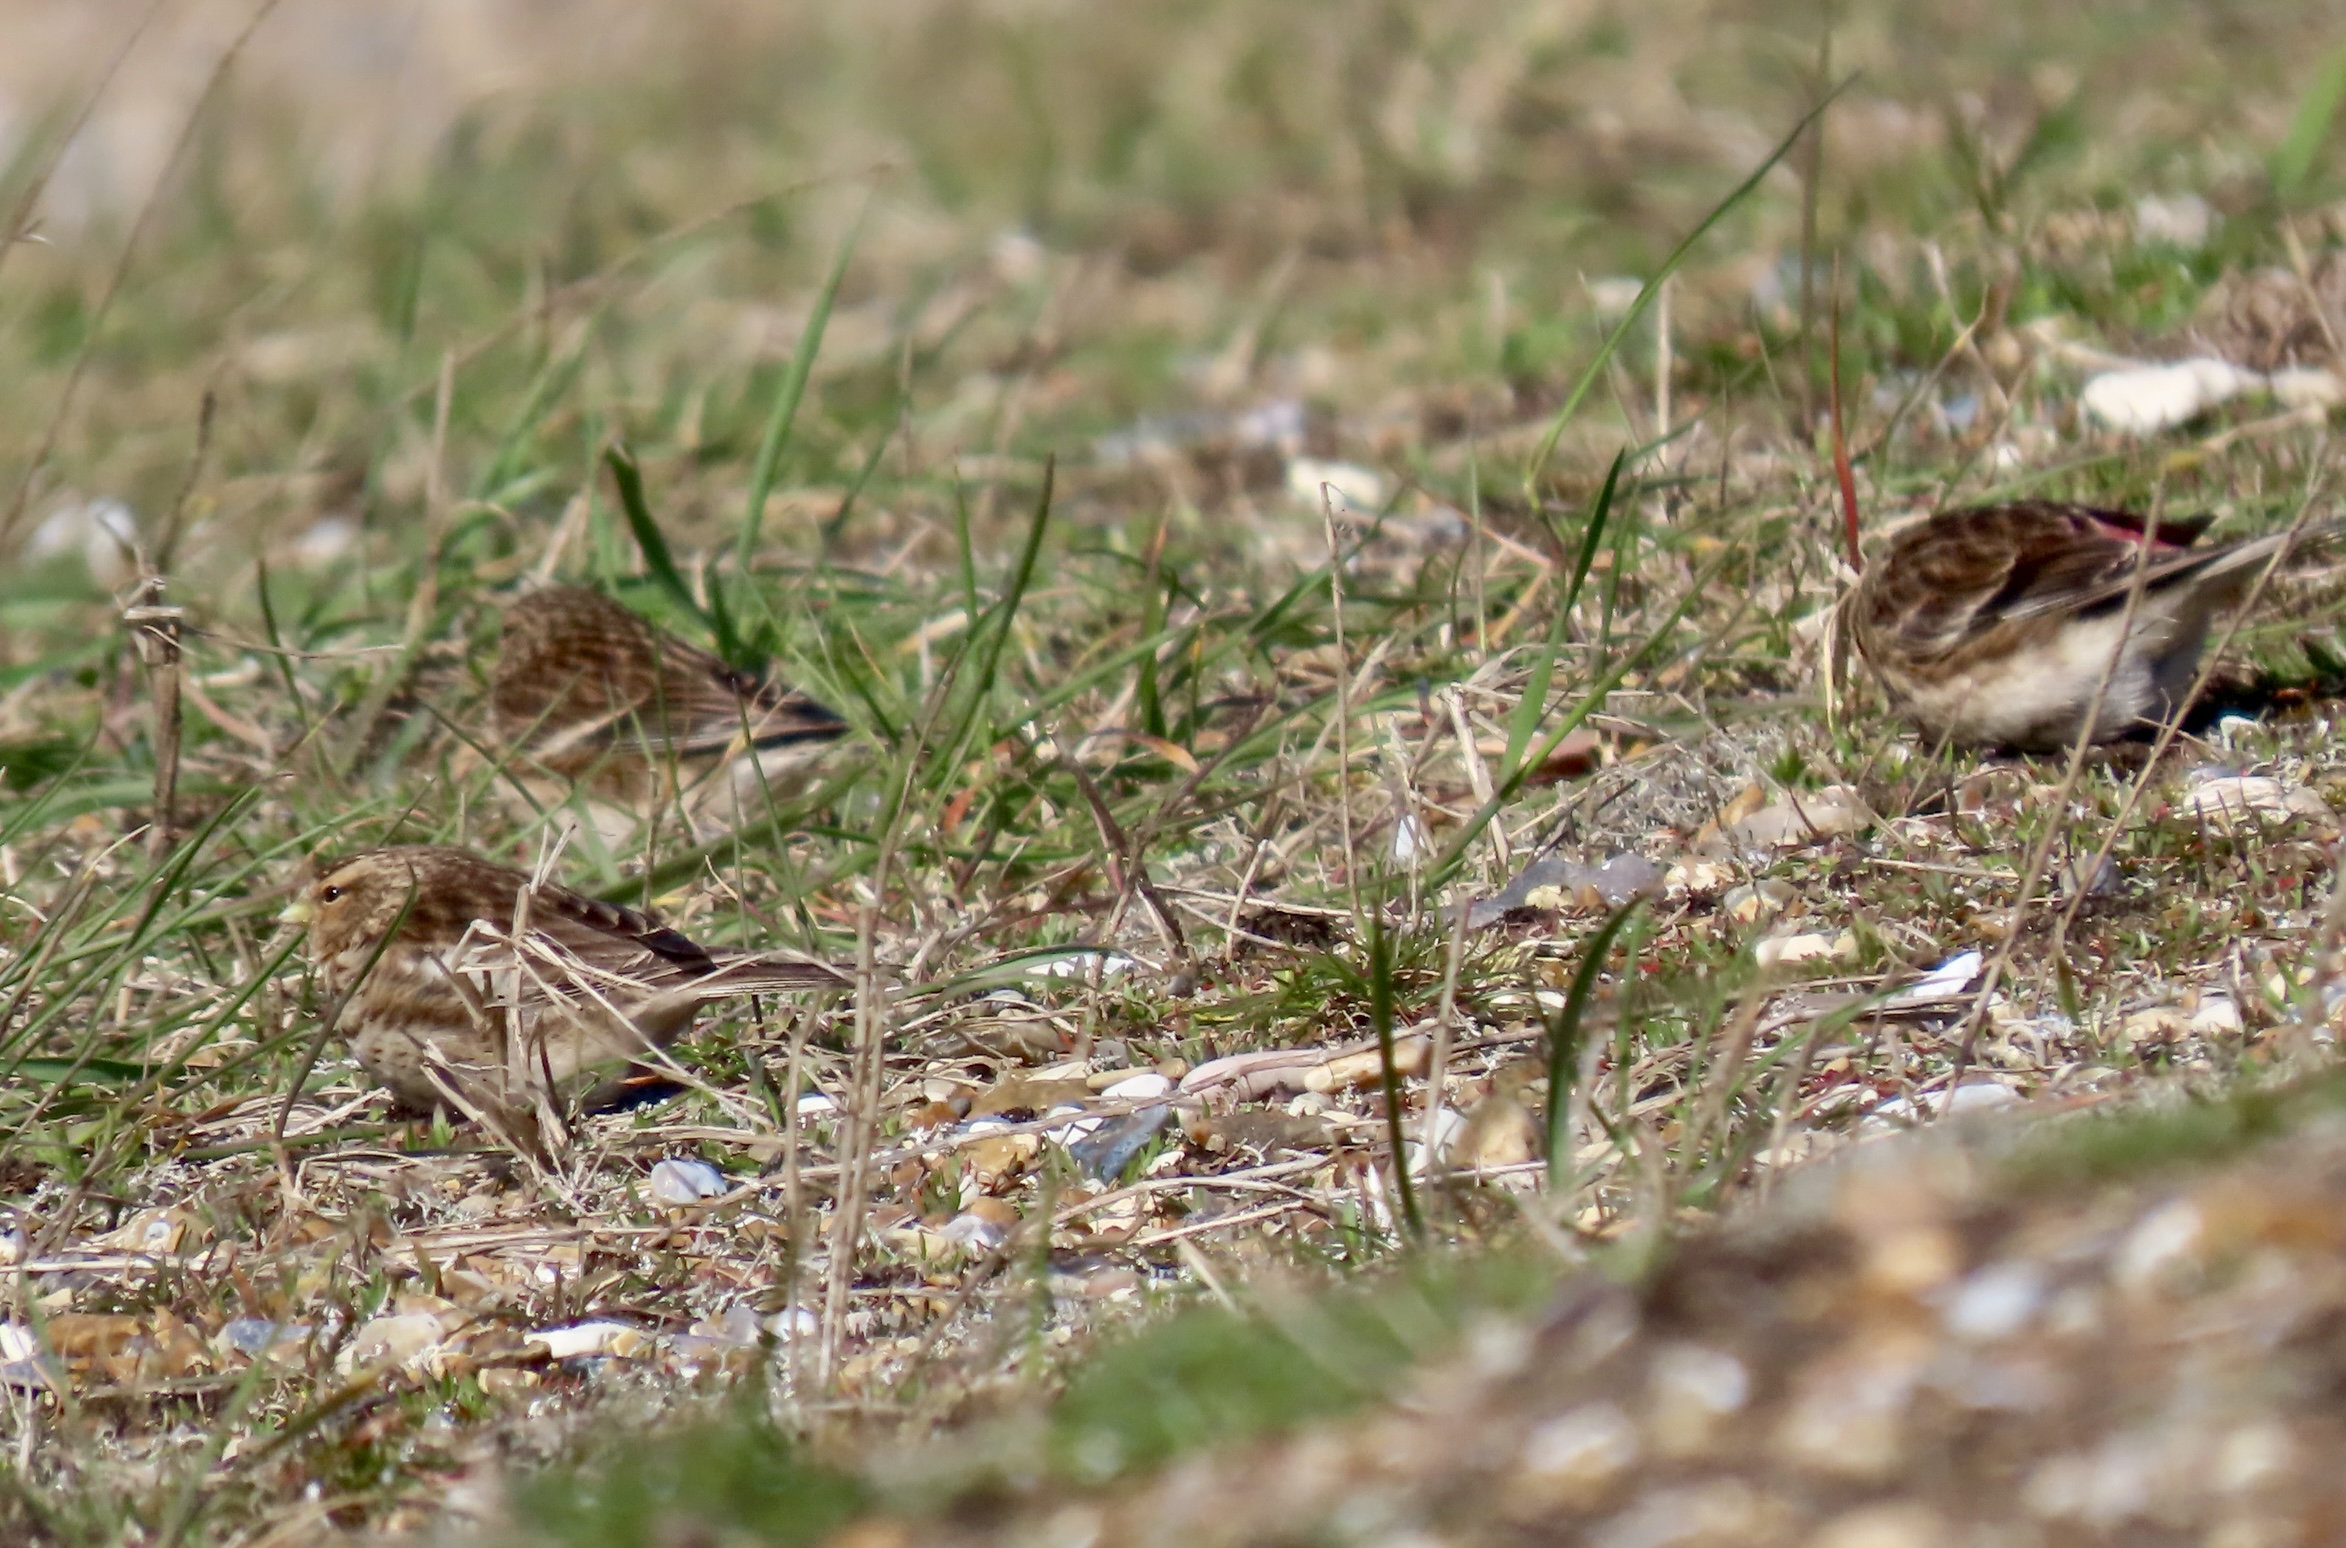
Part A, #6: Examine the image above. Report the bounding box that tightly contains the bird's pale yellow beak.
[279,897,315,927]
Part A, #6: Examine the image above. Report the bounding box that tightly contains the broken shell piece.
[1405,1107,1470,1176]
[1069,1105,1175,1182]
[218,1318,312,1362]
[2122,1005,2194,1046]
[1305,1034,1431,1094]
[937,1211,1009,1254]
[2178,771,2337,831]
[0,1322,54,1392]
[2133,193,2215,250]
[1886,950,1984,1006]
[1705,786,1872,854]
[526,1321,649,1361]
[1664,859,1729,898]
[1586,275,1647,318]
[1044,1103,1104,1146]
[2188,993,2244,1036]
[1097,1071,1172,1102]
[28,497,140,592]
[338,1312,451,1374]
[2271,366,2346,411]
[1722,880,1794,926]
[1865,1082,2019,1129]
[648,1158,728,1206]
[1754,930,1858,969]
[1470,852,1664,928]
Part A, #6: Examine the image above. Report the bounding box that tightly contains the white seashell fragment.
[2132,193,2214,250]
[2080,358,2259,435]
[1754,930,1858,969]
[1585,276,1647,319]
[1887,950,1984,1006]
[2269,366,2345,411]
[1285,456,1390,512]
[648,1158,728,1206]
[1025,951,1138,980]
[936,1211,1008,1253]
[1389,811,1433,868]
[28,497,140,590]
[526,1320,649,1360]
[2178,772,2336,830]
[338,1312,447,1374]
[1099,1071,1172,1102]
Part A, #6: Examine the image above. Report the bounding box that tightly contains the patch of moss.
[510,1399,865,1548]
[1046,1247,1560,1483]
[2006,1066,2346,1189]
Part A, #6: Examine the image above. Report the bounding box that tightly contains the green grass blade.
[1557,447,1625,624]
[2275,40,2346,200]
[737,205,864,578]
[1427,545,1732,890]
[1498,454,1621,787]
[1546,898,1641,1194]
[927,458,1056,788]
[952,476,982,635]
[479,336,589,499]
[821,404,899,551]
[605,441,736,657]
[1523,81,1852,504]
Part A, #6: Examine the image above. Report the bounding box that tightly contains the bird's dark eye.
[321,886,343,903]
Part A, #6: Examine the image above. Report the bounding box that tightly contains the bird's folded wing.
[648,632,846,756]
[684,952,854,994]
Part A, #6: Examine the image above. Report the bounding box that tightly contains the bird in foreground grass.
[485,586,847,831]
[1851,501,2326,750]
[284,844,845,1114]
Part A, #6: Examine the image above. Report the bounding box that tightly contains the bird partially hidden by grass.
[1852,501,2330,750]
[283,844,846,1119]
[481,585,848,839]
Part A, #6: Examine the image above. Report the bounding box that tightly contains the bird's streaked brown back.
[1857,502,2273,666]
[489,587,845,775]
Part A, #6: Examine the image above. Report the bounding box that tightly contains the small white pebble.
[2112,1199,2203,1293]
[2081,358,2257,436]
[1521,1401,1640,1484]
[937,1212,1008,1253]
[525,1321,646,1360]
[1285,456,1389,513]
[765,1306,818,1342]
[1586,275,1646,318]
[1941,1261,2045,1341]
[2213,1421,2296,1493]
[2133,192,2214,250]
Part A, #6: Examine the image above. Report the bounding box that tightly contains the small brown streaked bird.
[484,586,847,831]
[1852,501,2324,750]
[283,844,844,1114]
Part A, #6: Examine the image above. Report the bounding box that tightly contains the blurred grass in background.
[3,0,2335,599]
